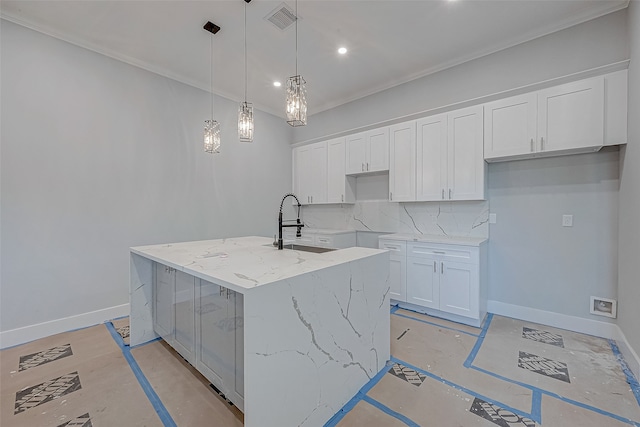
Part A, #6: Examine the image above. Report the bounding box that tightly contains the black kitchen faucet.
[278,193,304,250]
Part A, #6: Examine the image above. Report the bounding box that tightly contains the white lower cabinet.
[197,279,244,410]
[153,263,244,411]
[283,229,356,249]
[379,240,406,301]
[380,237,487,326]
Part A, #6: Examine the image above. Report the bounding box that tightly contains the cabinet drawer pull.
[433,250,445,254]
[433,261,436,273]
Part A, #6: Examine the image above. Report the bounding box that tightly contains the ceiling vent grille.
[265,2,298,31]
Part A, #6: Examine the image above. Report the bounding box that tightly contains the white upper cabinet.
[327,137,355,204]
[416,113,447,201]
[483,93,537,160]
[389,121,416,202]
[417,106,485,202]
[346,127,389,174]
[484,75,609,161]
[292,141,327,205]
[537,76,604,154]
[448,106,485,201]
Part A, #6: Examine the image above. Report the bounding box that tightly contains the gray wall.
[0,20,293,332]
[294,9,628,144]
[487,149,619,321]
[618,1,640,358]
[294,10,628,322]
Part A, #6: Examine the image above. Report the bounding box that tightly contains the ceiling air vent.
[264,2,299,31]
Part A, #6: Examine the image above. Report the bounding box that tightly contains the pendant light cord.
[244,1,248,102]
[295,0,298,75]
[210,33,214,119]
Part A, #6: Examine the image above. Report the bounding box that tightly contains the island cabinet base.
[130,237,390,427]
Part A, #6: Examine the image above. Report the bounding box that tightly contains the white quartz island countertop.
[130,236,390,427]
[131,235,383,294]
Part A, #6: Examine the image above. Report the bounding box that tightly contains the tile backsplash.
[301,200,489,238]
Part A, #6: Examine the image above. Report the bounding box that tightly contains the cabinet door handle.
[449,189,452,199]
[219,286,224,296]
[366,162,369,171]
[441,262,444,274]
[341,194,344,202]
[442,189,445,200]
[540,137,545,151]
[530,138,534,152]
[433,261,436,273]
[390,192,393,201]
[311,196,313,203]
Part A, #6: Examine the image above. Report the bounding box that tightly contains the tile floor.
[1,307,639,426]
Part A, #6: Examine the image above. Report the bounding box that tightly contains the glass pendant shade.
[204,119,221,153]
[286,75,307,127]
[238,102,254,143]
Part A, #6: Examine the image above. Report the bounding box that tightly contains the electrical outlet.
[489,213,497,224]
[562,215,573,227]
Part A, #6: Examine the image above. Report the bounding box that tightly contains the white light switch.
[562,215,573,227]
[489,213,497,224]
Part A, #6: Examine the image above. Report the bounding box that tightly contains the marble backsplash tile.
[301,200,489,238]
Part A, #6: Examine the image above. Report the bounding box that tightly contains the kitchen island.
[130,236,390,427]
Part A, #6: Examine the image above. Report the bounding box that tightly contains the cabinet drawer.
[407,242,478,264]
[314,235,334,248]
[379,239,407,256]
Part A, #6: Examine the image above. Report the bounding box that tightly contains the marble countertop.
[131,236,384,294]
[379,233,488,246]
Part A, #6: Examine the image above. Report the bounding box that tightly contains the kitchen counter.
[131,235,377,294]
[379,233,488,246]
[130,236,390,427]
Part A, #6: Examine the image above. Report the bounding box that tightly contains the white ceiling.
[1,0,629,118]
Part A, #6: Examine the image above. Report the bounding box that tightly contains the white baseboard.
[487,300,622,340]
[616,328,640,382]
[0,304,130,349]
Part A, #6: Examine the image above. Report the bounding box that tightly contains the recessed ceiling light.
[273,81,282,87]
[338,47,348,55]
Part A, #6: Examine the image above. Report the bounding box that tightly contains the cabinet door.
[309,141,327,204]
[389,254,407,302]
[439,261,478,319]
[173,271,195,364]
[416,113,447,201]
[197,280,232,388]
[448,105,485,201]
[537,76,604,153]
[389,121,416,202]
[293,145,312,205]
[367,127,390,172]
[484,93,537,160]
[233,292,244,404]
[346,133,367,174]
[406,256,439,309]
[327,137,347,203]
[153,263,174,343]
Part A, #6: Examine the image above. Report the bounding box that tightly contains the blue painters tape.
[463,313,493,368]
[362,395,421,427]
[392,311,480,337]
[129,337,162,350]
[106,322,177,427]
[324,362,394,427]
[390,305,400,314]
[391,356,535,422]
[530,390,542,424]
[609,339,640,407]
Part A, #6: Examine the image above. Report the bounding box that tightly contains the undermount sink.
[282,244,336,253]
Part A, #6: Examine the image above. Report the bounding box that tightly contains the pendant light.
[238,0,254,142]
[204,21,221,154]
[286,0,307,127]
